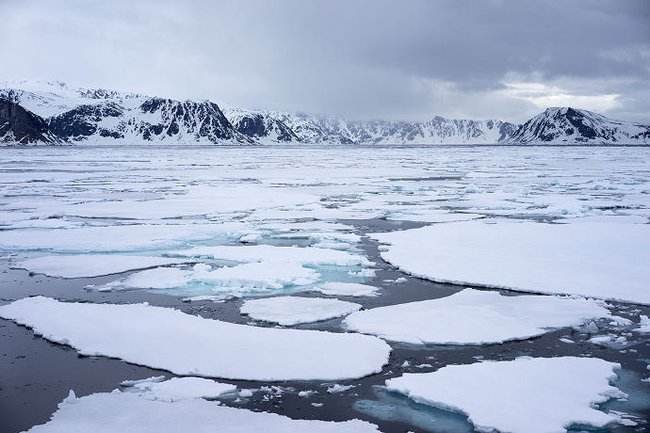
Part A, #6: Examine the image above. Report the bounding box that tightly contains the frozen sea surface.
[1,145,650,433]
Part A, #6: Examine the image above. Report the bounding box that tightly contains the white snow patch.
[386,356,625,433]
[316,282,380,297]
[172,244,372,267]
[241,296,361,326]
[99,261,320,294]
[0,223,244,253]
[0,296,390,381]
[23,390,380,433]
[122,376,236,401]
[326,384,356,394]
[373,221,650,305]
[13,255,189,278]
[343,289,615,344]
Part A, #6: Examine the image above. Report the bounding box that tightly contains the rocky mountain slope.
[0,81,648,145]
[0,99,59,144]
[508,107,650,144]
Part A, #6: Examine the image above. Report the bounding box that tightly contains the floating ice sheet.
[316,282,380,297]
[0,223,247,253]
[386,357,625,433]
[122,376,236,402]
[62,185,319,220]
[101,261,320,295]
[344,288,616,344]
[24,390,380,433]
[172,244,372,267]
[241,296,362,325]
[13,255,190,278]
[0,297,390,380]
[373,221,650,305]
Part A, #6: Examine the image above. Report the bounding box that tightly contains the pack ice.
[241,296,362,325]
[0,297,390,381]
[344,288,616,344]
[24,390,380,433]
[386,357,625,433]
[13,255,190,278]
[373,221,650,305]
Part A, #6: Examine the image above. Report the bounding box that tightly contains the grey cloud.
[0,0,648,122]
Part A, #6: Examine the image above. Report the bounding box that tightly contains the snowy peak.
[0,82,253,145]
[223,107,299,143]
[508,106,650,144]
[0,99,60,145]
[0,81,648,145]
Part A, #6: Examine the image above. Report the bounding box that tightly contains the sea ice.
[122,376,236,401]
[343,288,616,344]
[0,296,390,380]
[241,296,362,325]
[372,221,650,304]
[315,282,380,297]
[172,244,372,267]
[24,390,380,433]
[0,223,246,253]
[62,184,318,220]
[386,357,625,433]
[100,261,320,294]
[13,255,189,278]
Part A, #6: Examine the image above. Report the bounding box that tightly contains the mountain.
[223,107,299,143]
[0,81,252,145]
[0,81,648,145]
[0,99,59,144]
[236,111,517,145]
[508,107,650,145]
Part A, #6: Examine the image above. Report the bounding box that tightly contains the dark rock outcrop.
[0,99,59,144]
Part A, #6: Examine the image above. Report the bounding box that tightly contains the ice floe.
[373,221,650,304]
[121,376,236,401]
[24,389,380,433]
[101,261,320,295]
[62,185,319,220]
[172,244,372,267]
[316,282,380,297]
[241,296,362,325]
[13,255,189,278]
[385,356,626,433]
[344,288,616,344]
[0,223,246,253]
[0,296,390,380]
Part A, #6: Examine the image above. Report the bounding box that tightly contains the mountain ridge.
[1,81,648,146]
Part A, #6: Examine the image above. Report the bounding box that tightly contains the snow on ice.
[23,390,380,433]
[121,376,236,402]
[0,223,246,253]
[344,288,616,344]
[0,296,390,380]
[241,296,362,325]
[13,255,190,278]
[373,221,650,305]
[386,357,626,433]
[315,282,380,297]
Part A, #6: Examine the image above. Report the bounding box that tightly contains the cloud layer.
[2,0,648,122]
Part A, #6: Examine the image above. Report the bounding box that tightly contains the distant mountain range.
[1,81,648,145]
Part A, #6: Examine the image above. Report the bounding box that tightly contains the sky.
[1,0,649,122]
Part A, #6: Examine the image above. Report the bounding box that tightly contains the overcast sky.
[1,0,648,122]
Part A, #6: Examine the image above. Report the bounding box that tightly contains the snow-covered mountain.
[266,112,517,145]
[0,99,60,144]
[507,107,650,144]
[0,81,648,145]
[222,107,299,143]
[0,81,252,145]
